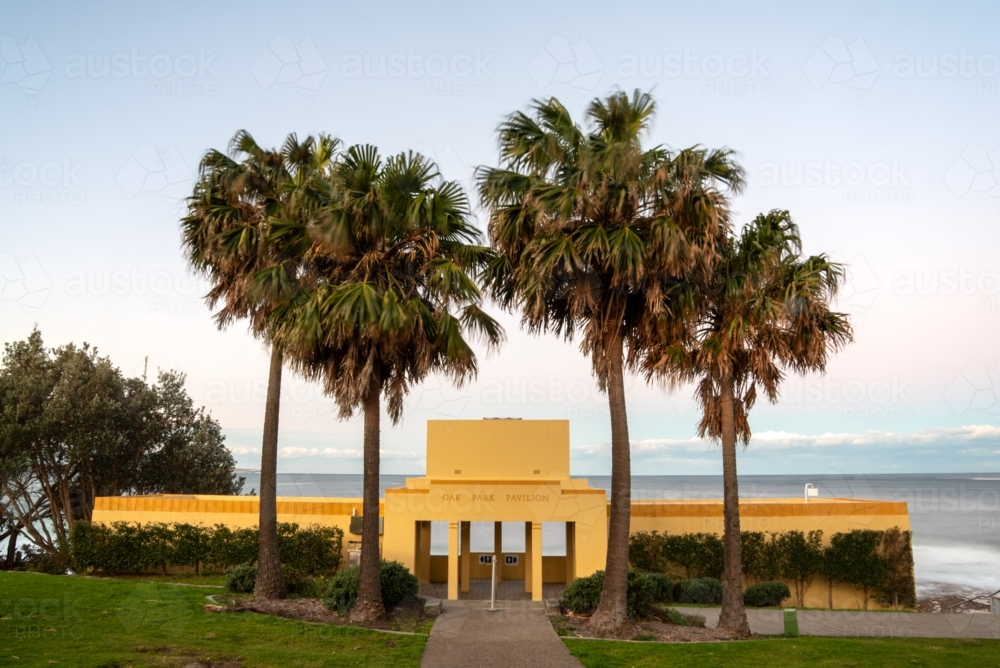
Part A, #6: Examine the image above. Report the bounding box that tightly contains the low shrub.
[562,571,604,615]
[743,581,791,607]
[561,571,661,618]
[661,607,689,626]
[321,561,418,615]
[643,573,673,603]
[674,577,723,604]
[21,544,69,575]
[225,563,317,597]
[225,563,257,594]
[626,570,657,618]
[379,560,419,610]
[323,565,361,615]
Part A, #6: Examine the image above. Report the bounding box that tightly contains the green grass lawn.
[565,636,1000,667]
[0,571,426,667]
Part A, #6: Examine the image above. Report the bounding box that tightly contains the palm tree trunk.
[590,328,631,632]
[718,375,750,635]
[351,373,386,623]
[254,344,286,599]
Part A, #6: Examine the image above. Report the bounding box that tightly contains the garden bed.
[550,610,742,643]
[216,595,433,634]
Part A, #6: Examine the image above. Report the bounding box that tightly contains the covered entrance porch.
[412,520,576,601]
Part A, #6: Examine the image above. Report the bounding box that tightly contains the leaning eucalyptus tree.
[644,210,853,634]
[476,90,744,631]
[182,131,339,598]
[265,145,503,623]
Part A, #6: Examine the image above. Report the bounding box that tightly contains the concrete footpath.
[676,606,1000,639]
[420,600,581,668]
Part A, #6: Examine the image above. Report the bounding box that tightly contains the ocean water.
[239,472,1000,592]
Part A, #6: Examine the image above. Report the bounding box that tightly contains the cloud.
[279,446,421,460]
[227,446,259,455]
[575,424,1000,459]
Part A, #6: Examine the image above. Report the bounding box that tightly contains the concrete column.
[413,521,428,584]
[494,521,503,583]
[447,521,459,600]
[531,522,543,602]
[460,521,471,593]
[524,521,532,594]
[565,522,576,584]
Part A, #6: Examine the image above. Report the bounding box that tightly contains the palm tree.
[182,131,338,599]
[644,210,853,634]
[265,145,503,623]
[476,90,744,631]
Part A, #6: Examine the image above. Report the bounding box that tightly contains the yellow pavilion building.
[93,419,912,608]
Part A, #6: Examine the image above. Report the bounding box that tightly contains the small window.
[454,469,461,474]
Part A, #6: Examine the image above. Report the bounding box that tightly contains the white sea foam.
[913,544,1000,592]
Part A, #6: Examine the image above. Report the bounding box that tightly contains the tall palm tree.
[644,210,853,634]
[182,131,339,599]
[266,145,503,623]
[476,90,744,631]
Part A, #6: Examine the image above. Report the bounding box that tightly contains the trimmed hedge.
[321,561,418,615]
[630,527,915,609]
[71,521,343,576]
[743,581,791,607]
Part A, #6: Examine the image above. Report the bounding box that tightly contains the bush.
[225,563,318,596]
[282,565,318,597]
[561,571,604,615]
[20,544,69,575]
[379,560,419,610]
[661,607,689,626]
[674,577,723,604]
[743,581,791,607]
[321,561,418,615]
[626,570,657,618]
[643,572,673,603]
[561,571,661,618]
[322,566,361,615]
[225,563,258,593]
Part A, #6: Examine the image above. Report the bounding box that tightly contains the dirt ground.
[550,610,744,643]
[208,595,431,633]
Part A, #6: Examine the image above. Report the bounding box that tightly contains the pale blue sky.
[2,0,999,475]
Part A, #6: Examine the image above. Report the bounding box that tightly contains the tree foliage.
[0,329,242,560]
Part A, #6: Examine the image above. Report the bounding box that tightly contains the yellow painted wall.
[628,498,912,610]
[426,419,570,480]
